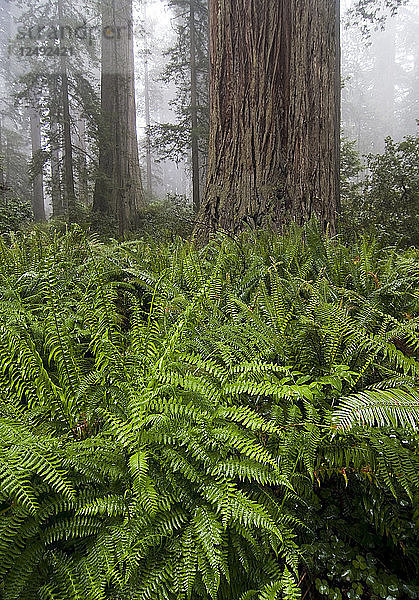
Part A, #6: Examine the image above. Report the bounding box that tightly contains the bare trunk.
[77,117,89,205]
[0,116,4,189]
[58,0,76,221]
[144,43,153,196]
[143,0,153,197]
[283,0,340,231]
[50,120,62,217]
[49,78,63,217]
[372,22,396,149]
[93,0,144,234]
[190,0,200,212]
[29,101,46,222]
[195,0,340,241]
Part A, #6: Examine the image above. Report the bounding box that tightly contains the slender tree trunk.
[50,120,62,217]
[373,22,396,149]
[93,0,144,234]
[58,0,76,221]
[195,0,340,241]
[190,0,200,212]
[61,70,76,220]
[144,17,153,197]
[5,137,11,186]
[29,100,46,222]
[411,43,419,133]
[144,58,153,197]
[0,116,4,189]
[77,117,89,205]
[49,78,63,217]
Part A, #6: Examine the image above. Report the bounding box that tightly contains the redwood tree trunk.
[93,0,144,234]
[50,119,62,217]
[144,14,153,197]
[77,117,89,205]
[49,78,63,218]
[29,101,46,222]
[58,0,76,221]
[0,116,4,189]
[195,0,340,241]
[190,0,201,213]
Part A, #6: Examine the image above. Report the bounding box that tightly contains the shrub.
[341,134,419,247]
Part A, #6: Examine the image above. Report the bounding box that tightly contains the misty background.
[0,0,418,214]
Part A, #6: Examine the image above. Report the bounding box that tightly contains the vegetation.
[341,133,419,246]
[0,192,32,235]
[0,224,418,599]
[0,2,418,599]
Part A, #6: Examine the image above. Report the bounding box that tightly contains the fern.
[0,226,418,599]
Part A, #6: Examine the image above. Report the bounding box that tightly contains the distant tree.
[93,0,144,234]
[28,91,46,221]
[3,0,100,222]
[0,120,33,233]
[342,1,419,153]
[143,1,153,197]
[57,0,76,220]
[152,0,209,211]
[347,0,409,36]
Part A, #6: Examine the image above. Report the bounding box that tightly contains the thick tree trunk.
[190,0,201,212]
[58,0,76,221]
[195,0,340,241]
[29,101,46,222]
[93,0,144,234]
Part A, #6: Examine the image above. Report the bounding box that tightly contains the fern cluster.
[0,224,418,600]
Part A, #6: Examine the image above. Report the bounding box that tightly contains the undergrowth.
[0,222,418,600]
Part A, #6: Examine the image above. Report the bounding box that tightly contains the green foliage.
[0,192,33,234]
[340,137,363,210]
[340,134,419,246]
[135,194,195,239]
[151,0,209,164]
[362,135,419,246]
[0,224,418,599]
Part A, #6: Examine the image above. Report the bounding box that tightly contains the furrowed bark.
[93,0,144,234]
[195,0,340,241]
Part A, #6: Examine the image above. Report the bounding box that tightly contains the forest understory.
[0,223,418,600]
[0,0,418,598]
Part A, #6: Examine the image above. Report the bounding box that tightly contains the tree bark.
[143,1,153,198]
[0,116,4,189]
[48,78,63,218]
[58,0,76,221]
[195,0,340,241]
[77,117,89,205]
[29,100,46,222]
[50,118,62,217]
[93,0,144,234]
[190,0,201,212]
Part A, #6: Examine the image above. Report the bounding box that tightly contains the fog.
[0,0,418,210]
